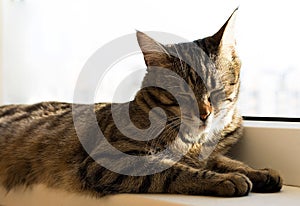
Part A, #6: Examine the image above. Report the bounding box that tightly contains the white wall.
[2,0,300,117]
[1,0,239,105]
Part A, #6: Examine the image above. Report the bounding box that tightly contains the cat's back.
[0,102,79,160]
[0,101,73,136]
[0,101,114,145]
[0,101,72,121]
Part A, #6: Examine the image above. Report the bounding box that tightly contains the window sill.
[1,185,299,206]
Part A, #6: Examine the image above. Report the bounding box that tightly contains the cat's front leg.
[207,155,283,193]
[82,160,252,197]
[155,162,252,197]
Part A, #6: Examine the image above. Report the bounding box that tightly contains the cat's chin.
[177,116,212,144]
[179,126,210,144]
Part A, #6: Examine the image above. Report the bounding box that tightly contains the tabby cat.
[0,9,282,197]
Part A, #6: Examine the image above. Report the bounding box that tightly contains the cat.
[0,9,282,197]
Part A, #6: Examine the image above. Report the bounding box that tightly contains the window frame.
[243,116,300,123]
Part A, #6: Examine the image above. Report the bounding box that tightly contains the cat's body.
[0,9,282,197]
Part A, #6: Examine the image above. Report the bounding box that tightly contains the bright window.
[1,0,299,118]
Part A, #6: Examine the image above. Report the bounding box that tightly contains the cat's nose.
[199,104,212,122]
[200,111,211,122]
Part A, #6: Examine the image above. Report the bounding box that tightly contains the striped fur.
[0,9,282,197]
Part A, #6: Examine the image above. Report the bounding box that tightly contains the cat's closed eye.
[225,98,234,102]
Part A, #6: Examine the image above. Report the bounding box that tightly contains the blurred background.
[0,0,299,118]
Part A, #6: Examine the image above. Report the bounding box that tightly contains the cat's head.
[135,9,241,144]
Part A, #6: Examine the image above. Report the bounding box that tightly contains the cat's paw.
[214,172,252,197]
[248,168,283,193]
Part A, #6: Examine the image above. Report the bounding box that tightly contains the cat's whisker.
[149,122,181,153]
[147,119,181,150]
[148,118,180,141]
[143,116,180,148]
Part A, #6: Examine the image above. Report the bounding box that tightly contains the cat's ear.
[212,8,238,60]
[136,31,169,66]
[196,9,238,60]
[211,9,238,59]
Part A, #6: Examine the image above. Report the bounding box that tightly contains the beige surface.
[146,186,300,206]
[1,185,300,206]
[0,185,181,206]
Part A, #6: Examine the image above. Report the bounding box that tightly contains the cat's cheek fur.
[170,136,194,154]
[211,106,235,132]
